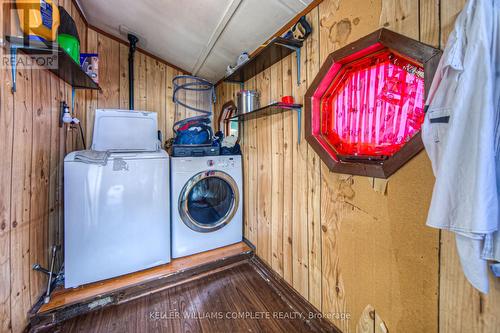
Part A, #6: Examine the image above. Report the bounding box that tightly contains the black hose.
[78,122,86,149]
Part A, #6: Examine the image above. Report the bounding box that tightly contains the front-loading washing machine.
[170,155,242,258]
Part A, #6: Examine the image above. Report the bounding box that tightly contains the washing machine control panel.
[172,156,240,172]
[205,157,236,168]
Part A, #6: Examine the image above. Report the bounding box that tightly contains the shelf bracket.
[71,87,76,114]
[296,47,301,86]
[10,47,17,93]
[277,43,301,86]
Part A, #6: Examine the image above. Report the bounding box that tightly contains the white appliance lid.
[92,109,160,151]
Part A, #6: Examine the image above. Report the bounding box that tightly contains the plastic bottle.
[16,0,60,42]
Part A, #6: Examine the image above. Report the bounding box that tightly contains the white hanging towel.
[422,0,499,293]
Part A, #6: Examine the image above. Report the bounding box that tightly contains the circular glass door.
[179,170,239,233]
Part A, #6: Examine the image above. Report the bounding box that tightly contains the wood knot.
[0,222,5,230]
[321,225,327,233]
[12,221,17,228]
[288,237,292,244]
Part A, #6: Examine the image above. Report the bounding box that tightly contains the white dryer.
[64,109,170,288]
[170,155,243,258]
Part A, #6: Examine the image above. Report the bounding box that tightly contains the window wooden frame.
[304,28,442,178]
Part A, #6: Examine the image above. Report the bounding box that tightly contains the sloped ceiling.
[76,0,312,82]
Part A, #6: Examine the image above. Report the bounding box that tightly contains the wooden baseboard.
[250,256,341,333]
[27,244,340,333]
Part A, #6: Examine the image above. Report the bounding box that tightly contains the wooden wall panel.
[72,1,87,150]
[245,77,258,246]
[306,8,322,310]
[29,70,51,305]
[0,3,185,330]
[96,34,120,109]
[256,69,272,263]
[165,66,176,140]
[1,0,498,332]
[291,16,310,299]
[119,43,129,109]
[420,0,440,47]
[0,0,75,328]
[270,61,284,276]
[10,57,33,333]
[282,55,294,285]
[85,29,98,147]
[134,51,147,111]
[0,2,14,332]
[145,57,165,136]
[48,70,64,270]
[212,0,500,332]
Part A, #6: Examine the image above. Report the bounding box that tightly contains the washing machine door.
[179,170,239,233]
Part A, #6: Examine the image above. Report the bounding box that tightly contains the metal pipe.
[32,264,50,275]
[44,245,58,304]
[127,34,139,110]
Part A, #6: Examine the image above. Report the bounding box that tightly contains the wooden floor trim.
[250,256,341,333]
[28,242,253,331]
[28,247,341,333]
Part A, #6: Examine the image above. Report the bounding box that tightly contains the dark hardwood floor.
[41,260,337,332]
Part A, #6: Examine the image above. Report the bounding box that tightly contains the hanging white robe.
[483,0,500,275]
[422,0,498,293]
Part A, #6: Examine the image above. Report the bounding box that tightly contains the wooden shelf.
[6,36,100,92]
[230,102,302,121]
[230,102,303,143]
[224,37,303,84]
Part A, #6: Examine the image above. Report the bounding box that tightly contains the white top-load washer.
[64,109,170,288]
[171,155,242,258]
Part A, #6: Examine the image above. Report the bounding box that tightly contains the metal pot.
[237,90,260,114]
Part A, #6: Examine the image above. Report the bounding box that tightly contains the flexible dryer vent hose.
[172,75,215,135]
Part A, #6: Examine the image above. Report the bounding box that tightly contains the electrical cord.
[78,121,86,150]
[61,102,87,150]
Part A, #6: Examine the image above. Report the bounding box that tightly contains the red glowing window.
[321,51,425,158]
[305,29,441,178]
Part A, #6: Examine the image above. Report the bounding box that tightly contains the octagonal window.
[305,29,441,178]
[321,51,425,159]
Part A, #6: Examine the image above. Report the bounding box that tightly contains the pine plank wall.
[0,1,187,331]
[216,0,500,332]
[0,0,499,332]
